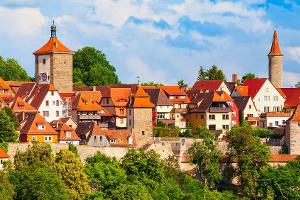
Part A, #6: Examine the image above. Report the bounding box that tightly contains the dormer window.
[110,139,117,144]
[37,124,45,130]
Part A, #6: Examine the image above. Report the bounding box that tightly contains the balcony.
[79,115,101,120]
[245,117,260,121]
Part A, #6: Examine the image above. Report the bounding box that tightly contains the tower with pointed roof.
[33,21,74,92]
[268,30,283,88]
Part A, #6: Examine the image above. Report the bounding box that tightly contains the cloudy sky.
[0,0,300,86]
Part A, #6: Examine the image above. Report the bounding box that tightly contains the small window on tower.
[43,59,46,64]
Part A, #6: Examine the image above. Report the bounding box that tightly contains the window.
[46,101,49,106]
[53,101,55,105]
[44,136,52,142]
[110,139,117,144]
[275,121,279,126]
[247,114,253,118]
[129,119,132,126]
[129,109,131,116]
[120,118,124,124]
[99,136,102,141]
[264,106,270,113]
[208,125,216,130]
[264,96,270,101]
[273,106,277,112]
[222,125,229,130]
[209,115,215,120]
[38,125,45,130]
[222,114,229,120]
[32,136,37,141]
[106,99,109,104]
[94,136,96,141]
[282,120,286,124]
[249,105,252,109]
[120,107,124,114]
[43,58,46,64]
[66,132,71,138]
[51,91,54,96]
[56,100,59,106]
[274,96,278,101]
[142,131,145,135]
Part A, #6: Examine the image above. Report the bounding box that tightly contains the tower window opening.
[43,59,46,64]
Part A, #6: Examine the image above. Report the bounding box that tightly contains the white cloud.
[125,57,170,84]
[283,71,300,87]
[0,6,47,37]
[286,47,300,64]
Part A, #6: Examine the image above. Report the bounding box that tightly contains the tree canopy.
[73,47,119,86]
[0,56,31,81]
[241,73,256,83]
[0,109,19,144]
[197,66,226,81]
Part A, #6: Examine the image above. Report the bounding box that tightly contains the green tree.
[295,82,300,88]
[227,122,270,198]
[193,125,215,140]
[142,82,163,86]
[0,56,31,81]
[0,109,18,143]
[188,139,222,188]
[73,47,119,86]
[0,171,15,200]
[68,143,79,156]
[241,73,256,83]
[85,152,127,197]
[13,143,54,170]
[2,107,19,129]
[10,162,69,200]
[197,66,207,80]
[111,181,152,200]
[197,66,226,80]
[55,149,91,200]
[257,159,300,199]
[177,79,188,90]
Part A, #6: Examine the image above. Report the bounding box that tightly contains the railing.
[79,115,101,120]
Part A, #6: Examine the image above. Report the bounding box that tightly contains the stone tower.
[33,21,74,92]
[268,30,283,88]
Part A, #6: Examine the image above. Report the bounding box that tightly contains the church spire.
[268,30,283,56]
[50,20,56,38]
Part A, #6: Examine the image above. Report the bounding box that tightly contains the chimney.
[232,74,238,84]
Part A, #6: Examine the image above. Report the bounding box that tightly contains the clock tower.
[33,21,74,92]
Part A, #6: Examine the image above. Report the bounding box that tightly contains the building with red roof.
[0,147,9,169]
[242,78,285,114]
[33,21,74,93]
[278,88,300,112]
[191,80,231,95]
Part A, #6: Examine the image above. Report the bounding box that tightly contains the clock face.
[39,72,48,83]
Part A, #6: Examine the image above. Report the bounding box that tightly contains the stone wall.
[286,122,300,154]
[133,108,153,147]
[8,143,129,163]
[268,55,283,88]
[51,53,73,92]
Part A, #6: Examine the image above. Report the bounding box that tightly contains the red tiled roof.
[279,88,300,108]
[191,80,223,92]
[269,154,299,163]
[159,86,187,96]
[11,97,37,113]
[33,37,73,55]
[131,87,155,108]
[0,77,12,90]
[50,120,80,141]
[268,30,283,56]
[242,78,268,98]
[288,104,300,122]
[0,147,9,158]
[235,86,248,96]
[20,113,58,136]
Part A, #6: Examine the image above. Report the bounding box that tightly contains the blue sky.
[1,0,300,86]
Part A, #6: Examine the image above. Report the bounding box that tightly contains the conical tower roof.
[268,30,283,56]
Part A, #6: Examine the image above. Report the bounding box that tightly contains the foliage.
[55,149,91,200]
[0,142,8,152]
[0,109,19,143]
[0,56,31,81]
[153,127,180,137]
[188,139,222,188]
[13,143,54,170]
[253,128,274,138]
[177,79,188,90]
[193,125,216,140]
[142,82,163,86]
[257,159,300,199]
[10,162,69,200]
[241,73,256,83]
[227,122,270,198]
[156,121,165,128]
[0,171,15,200]
[179,127,193,137]
[68,143,79,155]
[295,82,300,88]
[73,47,119,86]
[111,181,152,200]
[2,107,19,129]
[197,65,226,81]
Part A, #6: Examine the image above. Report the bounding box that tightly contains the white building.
[242,78,285,115]
[260,112,291,128]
